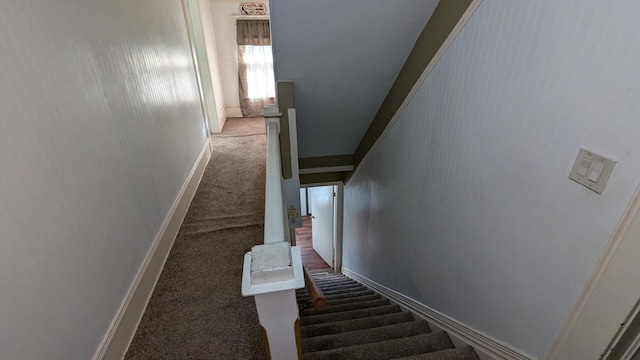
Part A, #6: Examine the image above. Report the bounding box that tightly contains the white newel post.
[242,106,305,360]
[242,243,304,360]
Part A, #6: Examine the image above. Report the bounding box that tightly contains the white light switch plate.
[569,148,616,194]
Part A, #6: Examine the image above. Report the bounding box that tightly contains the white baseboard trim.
[93,140,212,360]
[223,104,242,119]
[217,107,227,133]
[213,104,241,134]
[341,268,535,360]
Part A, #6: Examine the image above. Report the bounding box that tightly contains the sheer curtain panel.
[237,20,275,117]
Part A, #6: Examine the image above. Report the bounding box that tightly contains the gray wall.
[270,0,439,158]
[0,1,207,359]
[343,0,640,358]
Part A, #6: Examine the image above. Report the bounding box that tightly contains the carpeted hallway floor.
[125,118,268,360]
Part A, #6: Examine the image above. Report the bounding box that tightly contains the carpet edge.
[93,139,212,360]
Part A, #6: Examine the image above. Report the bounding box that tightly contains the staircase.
[296,272,481,360]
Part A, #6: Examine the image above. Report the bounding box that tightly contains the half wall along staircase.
[296,272,481,360]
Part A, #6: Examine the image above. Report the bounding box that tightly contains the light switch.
[569,148,617,194]
[588,162,605,182]
[577,157,592,177]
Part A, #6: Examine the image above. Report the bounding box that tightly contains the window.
[237,20,275,117]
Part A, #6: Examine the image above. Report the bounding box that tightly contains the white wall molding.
[93,140,212,360]
[217,107,227,133]
[548,183,640,360]
[215,104,242,133]
[223,104,242,119]
[347,0,482,186]
[341,268,535,360]
[299,165,354,175]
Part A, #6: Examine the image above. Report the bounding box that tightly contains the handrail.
[241,106,305,360]
[303,266,327,309]
[263,115,286,244]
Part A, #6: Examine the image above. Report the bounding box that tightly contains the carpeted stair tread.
[300,311,416,338]
[307,276,356,283]
[311,278,358,286]
[321,293,382,306]
[302,320,432,353]
[297,285,369,298]
[299,294,384,311]
[297,289,375,303]
[297,281,360,293]
[312,282,366,291]
[298,279,362,291]
[311,278,355,286]
[302,331,454,360]
[300,304,403,326]
[310,273,346,279]
[297,284,365,297]
[391,346,481,360]
[300,285,368,296]
[301,298,391,316]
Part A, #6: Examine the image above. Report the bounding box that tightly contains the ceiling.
[269,0,440,158]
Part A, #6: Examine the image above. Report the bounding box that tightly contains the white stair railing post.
[241,106,304,360]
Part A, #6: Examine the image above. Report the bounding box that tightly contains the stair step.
[303,331,454,360]
[297,289,374,303]
[301,298,391,316]
[297,285,368,298]
[302,279,362,286]
[322,294,382,306]
[311,277,351,284]
[302,320,432,353]
[310,273,345,279]
[297,281,359,292]
[299,294,384,311]
[314,282,363,291]
[391,346,481,360]
[313,277,350,285]
[311,277,353,284]
[300,311,415,338]
[300,304,402,326]
[297,285,360,295]
[298,283,367,295]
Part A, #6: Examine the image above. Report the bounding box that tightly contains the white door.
[308,186,334,268]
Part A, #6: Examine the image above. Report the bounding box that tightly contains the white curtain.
[237,20,275,117]
[239,45,275,99]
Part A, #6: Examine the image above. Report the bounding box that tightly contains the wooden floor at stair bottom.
[296,216,332,273]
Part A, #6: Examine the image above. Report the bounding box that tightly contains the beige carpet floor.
[125,117,268,360]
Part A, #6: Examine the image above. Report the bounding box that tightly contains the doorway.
[297,184,344,273]
[308,186,335,268]
[183,0,220,133]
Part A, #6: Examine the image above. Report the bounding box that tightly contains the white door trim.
[334,183,344,273]
[548,183,640,359]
